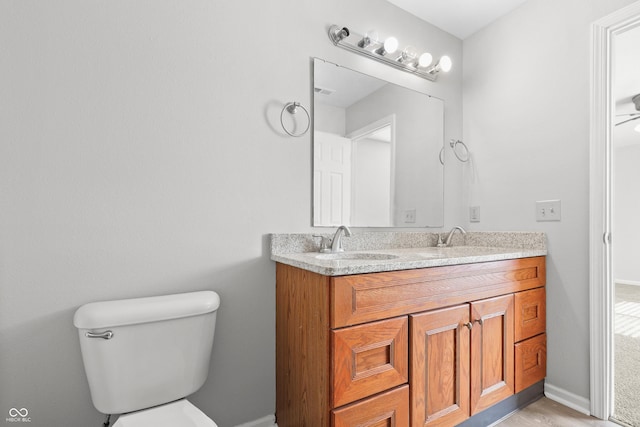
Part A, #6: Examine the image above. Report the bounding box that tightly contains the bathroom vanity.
[272,232,547,427]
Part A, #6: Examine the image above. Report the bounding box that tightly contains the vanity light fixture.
[376,36,399,56]
[329,26,350,43]
[328,24,452,81]
[426,55,452,74]
[358,30,378,48]
[399,46,418,64]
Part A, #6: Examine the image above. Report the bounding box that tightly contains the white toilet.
[73,290,220,426]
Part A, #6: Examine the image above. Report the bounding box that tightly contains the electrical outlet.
[404,209,416,223]
[536,200,561,221]
[470,206,480,222]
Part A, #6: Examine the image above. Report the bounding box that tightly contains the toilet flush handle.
[86,330,113,340]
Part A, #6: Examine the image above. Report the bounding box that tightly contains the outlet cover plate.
[470,206,480,222]
[404,209,416,223]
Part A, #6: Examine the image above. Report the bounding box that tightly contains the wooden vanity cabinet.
[275,256,546,427]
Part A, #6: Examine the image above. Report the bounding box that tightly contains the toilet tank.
[73,291,220,415]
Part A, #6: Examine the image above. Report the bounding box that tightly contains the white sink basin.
[315,252,399,261]
[416,248,449,258]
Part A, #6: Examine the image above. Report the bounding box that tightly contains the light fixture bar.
[328,25,450,82]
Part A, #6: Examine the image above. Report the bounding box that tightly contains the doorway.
[612,23,640,426]
[590,2,640,423]
[346,115,396,227]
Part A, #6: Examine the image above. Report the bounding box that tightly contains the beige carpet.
[614,284,640,427]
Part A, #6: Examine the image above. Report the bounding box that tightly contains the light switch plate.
[536,200,561,221]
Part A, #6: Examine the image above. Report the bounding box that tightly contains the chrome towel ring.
[450,139,470,162]
[280,102,310,137]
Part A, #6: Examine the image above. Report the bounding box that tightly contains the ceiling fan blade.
[615,115,640,126]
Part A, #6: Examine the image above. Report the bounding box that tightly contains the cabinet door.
[410,304,470,427]
[470,294,514,415]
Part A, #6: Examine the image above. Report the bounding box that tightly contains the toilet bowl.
[113,399,217,427]
[74,291,220,426]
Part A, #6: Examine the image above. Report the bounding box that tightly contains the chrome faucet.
[438,226,467,247]
[331,225,352,252]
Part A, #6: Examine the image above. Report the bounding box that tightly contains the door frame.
[346,114,396,226]
[589,1,640,419]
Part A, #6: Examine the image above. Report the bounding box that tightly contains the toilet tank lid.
[73,291,220,329]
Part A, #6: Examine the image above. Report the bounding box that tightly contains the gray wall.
[0,1,462,426]
[462,0,637,405]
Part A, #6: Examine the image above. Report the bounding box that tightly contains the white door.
[314,131,352,226]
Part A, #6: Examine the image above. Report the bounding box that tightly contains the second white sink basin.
[416,247,449,258]
[315,252,399,261]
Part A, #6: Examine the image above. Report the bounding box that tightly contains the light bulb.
[383,37,398,54]
[418,52,433,68]
[400,46,418,64]
[438,55,452,72]
[635,123,640,133]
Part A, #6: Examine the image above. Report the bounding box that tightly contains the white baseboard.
[615,279,640,286]
[233,415,277,427]
[544,383,591,415]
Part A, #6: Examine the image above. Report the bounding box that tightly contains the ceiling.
[314,60,387,109]
[386,0,528,40]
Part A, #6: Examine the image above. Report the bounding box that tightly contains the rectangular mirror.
[313,58,444,227]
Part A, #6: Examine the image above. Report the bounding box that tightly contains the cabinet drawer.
[332,385,409,427]
[332,316,408,407]
[332,257,546,328]
[515,333,546,392]
[514,288,546,342]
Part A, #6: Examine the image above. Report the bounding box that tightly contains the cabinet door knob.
[463,322,473,330]
[474,318,484,326]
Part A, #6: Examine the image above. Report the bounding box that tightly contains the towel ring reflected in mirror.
[450,139,469,162]
[439,139,470,164]
[280,101,310,137]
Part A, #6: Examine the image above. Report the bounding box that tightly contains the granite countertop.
[270,231,547,276]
